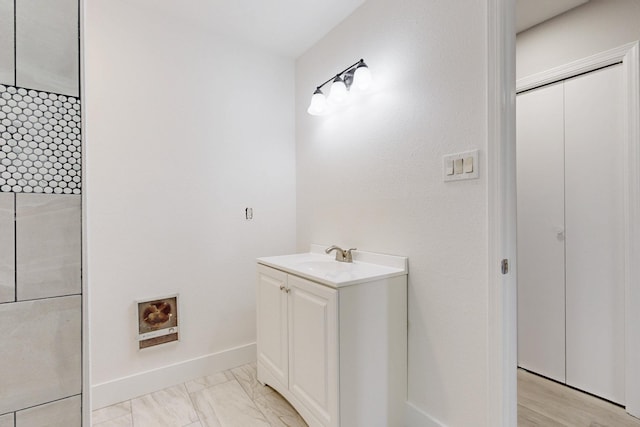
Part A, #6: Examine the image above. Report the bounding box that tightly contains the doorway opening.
[511,11,640,427]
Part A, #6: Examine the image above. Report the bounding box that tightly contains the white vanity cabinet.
[257,266,338,426]
[256,246,407,427]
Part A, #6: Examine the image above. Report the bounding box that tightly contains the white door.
[287,275,338,427]
[516,63,626,404]
[516,81,567,383]
[257,265,289,386]
[564,64,625,404]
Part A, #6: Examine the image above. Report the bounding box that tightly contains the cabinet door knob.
[285,288,291,293]
[280,286,286,291]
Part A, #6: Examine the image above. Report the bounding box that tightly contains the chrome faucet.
[325,245,357,263]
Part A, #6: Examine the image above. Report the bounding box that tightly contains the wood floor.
[518,369,640,426]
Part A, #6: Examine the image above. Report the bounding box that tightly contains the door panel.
[565,64,625,404]
[257,266,288,386]
[288,275,337,426]
[516,82,567,383]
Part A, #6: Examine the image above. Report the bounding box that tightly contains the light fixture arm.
[314,59,365,91]
[307,58,370,116]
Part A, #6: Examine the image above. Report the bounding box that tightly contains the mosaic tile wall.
[0,84,81,194]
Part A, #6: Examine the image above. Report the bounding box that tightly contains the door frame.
[487,1,640,422]
[515,41,640,418]
[487,1,517,425]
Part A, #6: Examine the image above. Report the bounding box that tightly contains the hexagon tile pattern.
[0,84,81,194]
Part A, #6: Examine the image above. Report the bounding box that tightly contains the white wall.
[517,0,640,79]
[296,0,490,425]
[84,0,296,407]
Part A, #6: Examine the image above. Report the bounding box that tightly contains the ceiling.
[517,0,590,33]
[144,0,589,58]
[142,0,366,58]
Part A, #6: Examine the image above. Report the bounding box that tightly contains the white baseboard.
[406,401,445,427]
[91,342,256,410]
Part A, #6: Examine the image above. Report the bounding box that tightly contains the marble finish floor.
[92,363,308,427]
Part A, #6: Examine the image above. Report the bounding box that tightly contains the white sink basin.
[257,244,407,288]
[296,259,357,272]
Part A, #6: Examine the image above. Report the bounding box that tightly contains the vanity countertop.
[257,244,408,288]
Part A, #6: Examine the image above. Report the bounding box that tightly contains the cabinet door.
[516,82,567,383]
[565,64,625,404]
[288,275,338,427]
[257,265,289,387]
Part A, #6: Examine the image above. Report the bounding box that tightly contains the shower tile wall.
[0,0,13,84]
[0,0,81,426]
[16,395,82,427]
[0,414,12,427]
[0,193,14,303]
[16,194,81,300]
[0,85,82,194]
[0,296,81,414]
[16,0,79,96]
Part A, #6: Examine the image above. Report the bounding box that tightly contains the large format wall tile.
[15,0,79,96]
[0,413,14,427]
[16,394,80,427]
[0,295,81,414]
[0,0,14,85]
[0,193,14,303]
[16,194,81,300]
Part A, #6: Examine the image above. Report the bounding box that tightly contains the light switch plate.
[443,149,479,182]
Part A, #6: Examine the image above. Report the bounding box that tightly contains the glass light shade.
[307,90,328,115]
[329,76,348,104]
[353,64,372,91]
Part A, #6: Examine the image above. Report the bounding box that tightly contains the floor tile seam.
[231,367,276,399]
[184,380,209,427]
[185,373,235,394]
[229,368,259,401]
[170,383,201,426]
[250,391,279,427]
[91,400,133,424]
[251,386,293,426]
[187,373,270,425]
[224,376,272,426]
[93,412,133,427]
[181,418,199,427]
[130,384,199,427]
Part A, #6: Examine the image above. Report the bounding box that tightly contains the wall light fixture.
[307,59,372,116]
